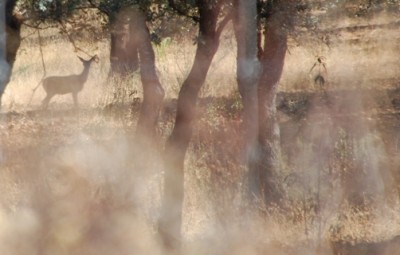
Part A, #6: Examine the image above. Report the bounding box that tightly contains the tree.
[0,0,21,109]
[103,6,165,137]
[92,0,158,77]
[252,0,291,204]
[158,0,232,251]
[109,10,140,76]
[233,0,262,201]
[0,2,9,106]
[158,1,400,250]
[156,0,299,251]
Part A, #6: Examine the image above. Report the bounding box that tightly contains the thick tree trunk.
[158,1,221,252]
[257,21,287,204]
[233,0,261,201]
[109,10,139,77]
[133,10,165,138]
[109,7,164,138]
[0,0,21,108]
[109,32,139,76]
[0,2,8,104]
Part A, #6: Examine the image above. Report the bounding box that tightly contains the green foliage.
[258,0,279,19]
[16,0,400,26]
[17,0,170,23]
[97,0,149,19]
[16,0,179,42]
[18,0,82,21]
[154,37,171,58]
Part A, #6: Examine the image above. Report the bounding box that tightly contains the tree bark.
[158,1,222,252]
[132,9,165,138]
[233,0,262,201]
[109,7,164,138]
[109,10,139,77]
[0,0,21,108]
[109,32,139,76]
[257,20,287,204]
[0,2,8,105]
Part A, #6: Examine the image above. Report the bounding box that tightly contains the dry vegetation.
[1,11,400,255]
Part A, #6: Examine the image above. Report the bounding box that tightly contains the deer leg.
[41,94,52,109]
[72,92,78,107]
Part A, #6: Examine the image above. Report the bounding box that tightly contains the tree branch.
[58,21,93,58]
[168,0,200,23]
[87,0,110,16]
[216,10,233,38]
[22,22,55,30]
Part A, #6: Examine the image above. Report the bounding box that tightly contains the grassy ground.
[1,12,400,255]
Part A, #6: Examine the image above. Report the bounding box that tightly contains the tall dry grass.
[2,24,238,111]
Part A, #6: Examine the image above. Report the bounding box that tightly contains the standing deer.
[40,55,97,109]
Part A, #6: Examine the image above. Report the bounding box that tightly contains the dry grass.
[1,11,400,255]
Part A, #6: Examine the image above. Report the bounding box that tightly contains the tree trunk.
[0,2,8,105]
[233,0,261,201]
[109,7,164,139]
[109,10,139,77]
[158,1,221,252]
[109,32,139,76]
[132,9,164,138]
[0,0,21,108]
[257,20,287,204]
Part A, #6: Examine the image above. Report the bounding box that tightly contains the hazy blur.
[1,4,400,255]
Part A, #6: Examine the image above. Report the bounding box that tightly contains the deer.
[38,55,98,109]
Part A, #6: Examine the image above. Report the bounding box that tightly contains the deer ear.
[78,56,85,62]
[93,55,99,63]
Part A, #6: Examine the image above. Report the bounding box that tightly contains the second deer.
[40,55,97,109]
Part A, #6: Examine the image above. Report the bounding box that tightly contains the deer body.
[41,56,96,109]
